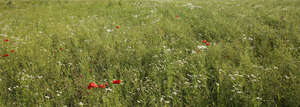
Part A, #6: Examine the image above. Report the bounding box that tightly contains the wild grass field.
[0,0,300,106]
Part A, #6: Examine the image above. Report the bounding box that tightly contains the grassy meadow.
[0,0,300,106]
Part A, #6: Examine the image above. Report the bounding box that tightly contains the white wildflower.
[165,49,171,53]
[78,102,84,106]
[231,76,236,81]
[256,97,262,100]
[284,75,290,79]
[106,87,112,92]
[197,80,201,83]
[237,91,243,94]
[197,45,207,50]
[58,61,62,66]
[184,81,190,85]
[172,91,177,95]
[248,37,253,41]
[37,75,43,79]
[0,34,8,37]
[106,29,113,33]
[45,96,50,99]
[192,50,196,54]
[160,97,164,102]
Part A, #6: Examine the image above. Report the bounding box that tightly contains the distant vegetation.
[0,0,299,106]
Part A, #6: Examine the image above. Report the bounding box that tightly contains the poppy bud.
[206,42,210,46]
[2,54,9,57]
[99,84,105,88]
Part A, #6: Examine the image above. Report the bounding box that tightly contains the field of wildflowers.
[0,0,300,106]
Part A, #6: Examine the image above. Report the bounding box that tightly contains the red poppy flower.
[112,80,121,84]
[206,42,210,46]
[59,48,63,51]
[116,25,120,29]
[99,84,105,88]
[176,15,179,18]
[2,54,9,57]
[4,39,8,42]
[88,82,98,90]
[11,50,15,53]
[226,56,230,59]
[202,40,207,43]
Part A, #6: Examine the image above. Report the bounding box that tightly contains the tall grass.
[0,0,299,106]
